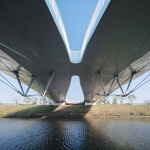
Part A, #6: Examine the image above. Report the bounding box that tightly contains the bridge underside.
[0,0,150,102]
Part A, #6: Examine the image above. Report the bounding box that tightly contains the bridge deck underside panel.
[0,0,150,102]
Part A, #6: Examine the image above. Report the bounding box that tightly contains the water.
[0,117,150,150]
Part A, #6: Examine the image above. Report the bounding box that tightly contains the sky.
[66,76,84,103]
[108,71,150,104]
[0,0,150,104]
[56,0,98,51]
[0,71,38,104]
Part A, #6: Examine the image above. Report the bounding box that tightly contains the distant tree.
[144,100,150,105]
[128,95,136,104]
[113,95,124,104]
[114,96,124,104]
[31,97,38,105]
[120,97,124,104]
[106,101,110,104]
[24,97,31,104]
[112,97,117,104]
[13,97,20,105]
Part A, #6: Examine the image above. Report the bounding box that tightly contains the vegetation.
[144,100,150,105]
[113,96,125,104]
[128,95,136,104]
[112,97,117,104]
[0,104,150,118]
[0,105,55,118]
[13,97,20,105]
[23,97,32,104]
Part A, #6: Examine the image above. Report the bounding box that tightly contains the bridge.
[0,0,150,103]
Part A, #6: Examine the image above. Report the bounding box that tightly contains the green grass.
[0,104,150,118]
[11,105,56,117]
[0,105,55,118]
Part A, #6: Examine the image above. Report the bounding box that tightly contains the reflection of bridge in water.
[0,0,150,104]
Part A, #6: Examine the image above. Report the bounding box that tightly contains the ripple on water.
[0,117,150,150]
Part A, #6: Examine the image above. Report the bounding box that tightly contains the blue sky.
[56,0,98,51]
[0,71,37,104]
[66,76,84,103]
[110,71,150,104]
[0,0,150,104]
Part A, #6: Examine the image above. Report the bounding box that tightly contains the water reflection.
[0,117,150,150]
[85,117,150,149]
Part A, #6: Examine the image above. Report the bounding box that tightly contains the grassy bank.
[0,105,55,118]
[0,105,150,118]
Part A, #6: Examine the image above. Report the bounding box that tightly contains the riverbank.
[0,104,150,118]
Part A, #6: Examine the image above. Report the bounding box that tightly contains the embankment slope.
[0,105,150,118]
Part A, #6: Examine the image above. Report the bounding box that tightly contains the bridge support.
[97,71,136,97]
[99,76,106,95]
[43,72,54,96]
[88,93,91,101]
[25,76,35,95]
[14,71,25,95]
[116,76,124,95]
[108,76,116,95]
[59,92,62,102]
[34,77,42,95]
[13,71,54,97]
[126,72,135,92]
[14,71,38,97]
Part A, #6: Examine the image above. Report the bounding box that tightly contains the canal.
[0,117,150,150]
